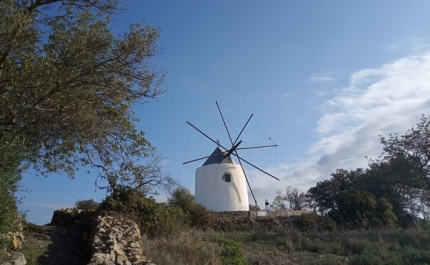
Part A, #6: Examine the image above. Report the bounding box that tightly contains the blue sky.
[19,0,430,224]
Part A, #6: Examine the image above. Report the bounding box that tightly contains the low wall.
[215,210,321,219]
[87,211,150,265]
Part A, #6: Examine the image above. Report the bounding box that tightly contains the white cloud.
[310,72,336,83]
[250,52,430,206]
[283,93,291,97]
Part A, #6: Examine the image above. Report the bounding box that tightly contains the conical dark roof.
[202,146,235,166]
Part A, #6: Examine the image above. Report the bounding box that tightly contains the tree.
[167,187,212,229]
[0,0,172,192]
[379,115,430,191]
[167,187,197,216]
[271,192,287,210]
[284,186,308,210]
[335,190,396,229]
[307,169,360,214]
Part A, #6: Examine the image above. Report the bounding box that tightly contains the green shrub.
[215,236,247,265]
[293,214,318,232]
[168,187,215,229]
[0,144,25,259]
[350,254,383,265]
[99,186,187,238]
[74,199,100,211]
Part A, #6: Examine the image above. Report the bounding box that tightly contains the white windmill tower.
[184,102,279,211]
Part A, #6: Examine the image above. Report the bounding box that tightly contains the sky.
[18,0,430,224]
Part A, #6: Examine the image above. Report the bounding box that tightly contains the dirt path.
[21,224,91,265]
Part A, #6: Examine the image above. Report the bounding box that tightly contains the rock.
[129,255,146,263]
[128,242,140,248]
[124,235,140,242]
[116,254,128,264]
[87,212,146,265]
[0,253,27,265]
[114,248,125,256]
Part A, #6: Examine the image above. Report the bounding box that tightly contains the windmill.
[184,102,279,211]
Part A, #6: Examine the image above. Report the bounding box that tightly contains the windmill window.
[222,173,232,182]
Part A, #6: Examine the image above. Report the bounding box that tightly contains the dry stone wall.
[87,211,154,265]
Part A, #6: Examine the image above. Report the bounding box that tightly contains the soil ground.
[19,223,91,265]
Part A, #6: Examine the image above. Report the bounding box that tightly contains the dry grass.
[141,229,222,265]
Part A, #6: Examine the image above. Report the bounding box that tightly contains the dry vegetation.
[139,224,430,265]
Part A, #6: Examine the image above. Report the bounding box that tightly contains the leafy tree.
[1,0,174,195]
[168,187,196,216]
[335,190,396,229]
[357,158,420,226]
[167,187,213,229]
[307,169,361,214]
[379,115,430,191]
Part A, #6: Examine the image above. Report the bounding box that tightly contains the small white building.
[195,146,249,211]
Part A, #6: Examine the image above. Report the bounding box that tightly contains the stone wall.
[87,211,153,265]
[51,208,95,225]
[251,210,321,218]
[214,210,321,219]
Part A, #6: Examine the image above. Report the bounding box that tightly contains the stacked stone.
[51,208,95,225]
[87,212,150,265]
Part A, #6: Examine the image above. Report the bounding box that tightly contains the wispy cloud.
[389,38,430,53]
[251,52,430,206]
[310,72,336,83]
[283,93,291,97]
[23,202,74,210]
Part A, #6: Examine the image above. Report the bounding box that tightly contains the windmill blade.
[216,101,234,145]
[233,113,253,145]
[236,144,278,151]
[183,151,225,165]
[186,121,224,148]
[232,153,280,180]
[234,149,257,205]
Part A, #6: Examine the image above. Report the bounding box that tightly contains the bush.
[215,236,247,265]
[168,187,215,229]
[74,199,100,211]
[99,186,187,238]
[293,214,318,232]
[0,144,25,259]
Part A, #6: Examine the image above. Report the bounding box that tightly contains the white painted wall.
[195,163,249,211]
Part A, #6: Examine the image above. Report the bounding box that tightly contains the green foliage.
[215,236,247,265]
[307,116,430,228]
[293,214,318,232]
[335,191,397,229]
[167,187,215,229]
[168,187,196,215]
[226,226,430,265]
[74,199,100,211]
[248,204,261,211]
[99,187,186,238]
[1,0,171,195]
[271,195,287,210]
[0,141,26,256]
